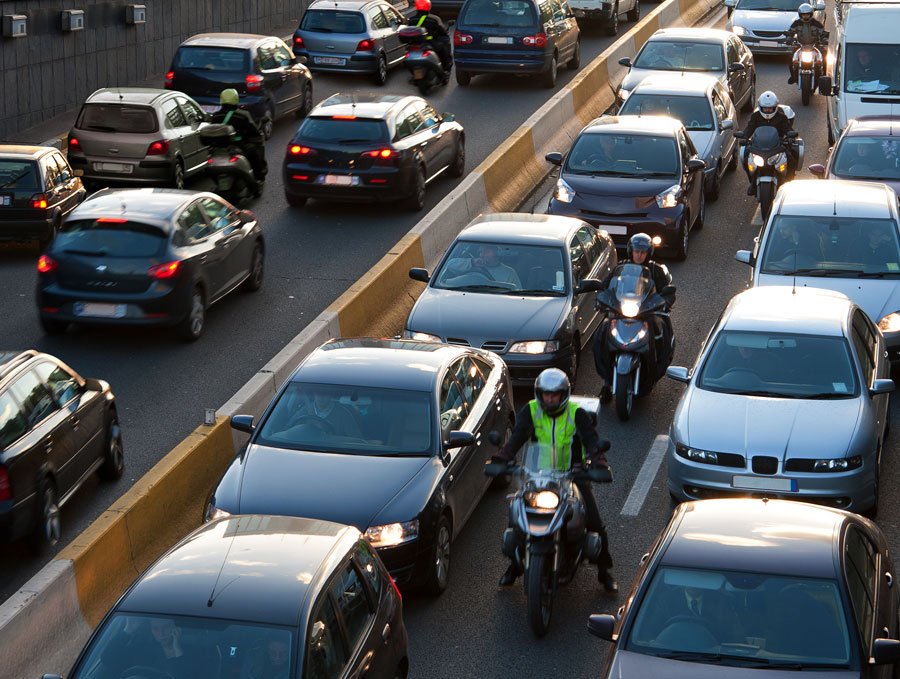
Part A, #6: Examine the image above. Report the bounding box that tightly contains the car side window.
[51,153,72,182]
[538,0,553,24]
[0,390,28,449]
[176,97,204,125]
[369,7,390,28]
[353,542,383,597]
[834,42,843,89]
[845,526,877,650]
[711,91,728,124]
[273,42,294,66]
[575,225,600,265]
[402,105,424,136]
[851,311,875,384]
[439,366,466,436]
[416,103,440,131]
[726,39,739,64]
[257,43,279,70]
[569,235,589,283]
[330,562,373,655]
[383,5,404,24]
[161,98,187,129]
[179,201,211,241]
[306,596,347,679]
[9,370,58,429]
[34,362,80,406]
[455,357,486,408]
[40,156,60,191]
[200,197,238,232]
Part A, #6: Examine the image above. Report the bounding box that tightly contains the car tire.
[295,83,314,118]
[172,161,185,190]
[97,414,125,482]
[827,114,835,146]
[865,459,880,519]
[456,69,472,86]
[694,190,706,230]
[449,137,465,178]
[176,287,205,342]
[404,166,426,212]
[39,216,59,250]
[727,145,738,171]
[706,165,720,202]
[261,104,275,140]
[672,218,689,261]
[540,54,558,89]
[741,79,755,113]
[40,315,69,335]
[605,5,619,35]
[242,244,264,292]
[286,193,308,208]
[421,514,451,595]
[567,41,581,70]
[28,477,60,556]
[374,54,388,86]
[627,0,640,21]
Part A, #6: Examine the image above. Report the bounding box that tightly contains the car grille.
[751,456,779,475]
[446,338,470,346]
[752,30,784,38]
[580,208,647,219]
[481,341,507,352]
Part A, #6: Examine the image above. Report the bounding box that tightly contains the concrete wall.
[0,0,308,139]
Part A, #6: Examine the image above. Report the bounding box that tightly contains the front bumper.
[736,34,791,54]
[376,536,431,587]
[503,347,574,386]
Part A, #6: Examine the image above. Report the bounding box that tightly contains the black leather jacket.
[787,18,826,45]
[210,105,263,145]
[742,109,794,141]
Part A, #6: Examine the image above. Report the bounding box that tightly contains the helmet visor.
[760,104,777,115]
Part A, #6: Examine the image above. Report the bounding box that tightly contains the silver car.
[617,73,738,200]
[292,0,409,85]
[666,286,894,515]
[725,0,825,55]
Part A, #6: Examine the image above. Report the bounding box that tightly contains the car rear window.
[0,160,40,191]
[297,117,390,143]
[56,219,167,258]
[300,9,367,33]
[172,46,251,72]
[619,94,715,131]
[460,0,537,27]
[75,104,158,134]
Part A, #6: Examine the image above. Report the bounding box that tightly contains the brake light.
[331,115,357,120]
[67,136,80,150]
[289,144,317,156]
[522,32,547,48]
[96,217,128,223]
[245,74,264,92]
[454,32,473,46]
[291,174,310,181]
[148,261,181,279]
[356,39,375,51]
[0,466,10,502]
[164,71,174,88]
[31,194,49,209]
[294,35,304,47]
[363,148,395,159]
[229,156,240,163]
[37,255,58,273]
[422,49,433,57]
[147,140,169,156]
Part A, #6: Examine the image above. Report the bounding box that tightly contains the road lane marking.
[621,434,669,516]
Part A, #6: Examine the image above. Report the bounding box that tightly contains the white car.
[725,0,825,55]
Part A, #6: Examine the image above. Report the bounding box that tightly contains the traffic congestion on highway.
[3,0,900,675]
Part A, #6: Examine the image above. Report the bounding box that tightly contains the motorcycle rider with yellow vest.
[492,368,617,592]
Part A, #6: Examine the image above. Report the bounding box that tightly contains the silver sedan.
[666,286,894,515]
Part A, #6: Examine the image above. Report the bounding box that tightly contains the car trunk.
[298,10,367,55]
[458,0,540,57]
[292,117,392,170]
[0,159,46,219]
[73,104,161,160]
[170,46,252,106]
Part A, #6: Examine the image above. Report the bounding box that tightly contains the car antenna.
[792,249,797,295]
[207,533,240,608]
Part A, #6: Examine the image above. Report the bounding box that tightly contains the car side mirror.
[587,614,617,641]
[618,56,632,68]
[735,249,753,265]
[545,151,563,166]
[723,0,737,6]
[239,209,255,223]
[808,163,826,177]
[870,379,895,396]
[445,431,475,450]
[814,0,825,9]
[666,366,690,383]
[661,285,676,297]
[873,638,900,665]
[687,158,706,172]
[728,62,745,72]
[720,119,734,131]
[409,267,430,283]
[230,414,254,434]
[575,278,603,294]
[818,75,833,96]
[442,112,456,123]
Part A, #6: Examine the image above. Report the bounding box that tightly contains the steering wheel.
[659,614,721,640]
[288,415,336,435]
[687,120,701,129]
[720,367,759,382]
[120,667,175,679]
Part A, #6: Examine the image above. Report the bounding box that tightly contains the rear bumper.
[37,282,193,326]
[68,155,175,185]
[571,4,616,19]
[0,217,54,241]
[294,51,379,74]
[454,50,552,74]
[283,164,413,202]
[187,96,268,121]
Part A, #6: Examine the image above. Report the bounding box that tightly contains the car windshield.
[172,46,250,71]
[634,41,724,72]
[70,612,294,679]
[459,0,537,27]
[566,133,679,177]
[0,160,39,190]
[75,104,158,134]
[735,0,799,9]
[620,94,715,131]
[298,117,389,143]
[697,330,859,398]
[255,382,434,456]
[844,44,900,94]
[432,240,567,295]
[759,215,900,276]
[300,9,367,33]
[832,136,900,180]
[626,567,852,669]
[56,220,167,258]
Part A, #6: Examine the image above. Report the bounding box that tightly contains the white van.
[819,1,900,145]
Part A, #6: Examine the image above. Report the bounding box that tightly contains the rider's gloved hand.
[490,455,510,466]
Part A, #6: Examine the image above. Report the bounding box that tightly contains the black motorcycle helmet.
[627,232,654,260]
[534,368,570,417]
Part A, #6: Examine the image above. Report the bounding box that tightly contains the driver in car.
[298,390,362,438]
[445,244,521,287]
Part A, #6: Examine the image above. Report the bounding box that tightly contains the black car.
[166,33,314,139]
[404,213,617,385]
[45,515,409,679]
[546,115,706,260]
[206,338,515,593]
[453,0,581,88]
[36,188,265,341]
[0,350,123,554]
[588,499,900,677]
[282,93,465,211]
[0,145,86,248]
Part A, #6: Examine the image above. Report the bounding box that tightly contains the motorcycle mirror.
[786,130,799,139]
[733,130,746,139]
[587,614,617,641]
[487,430,503,446]
[808,163,826,177]
[545,151,563,166]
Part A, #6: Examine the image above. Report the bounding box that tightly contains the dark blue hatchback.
[453,0,581,88]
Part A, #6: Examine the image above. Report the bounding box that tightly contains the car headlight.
[813,456,862,472]
[675,443,719,465]
[403,330,442,342]
[621,299,641,318]
[655,184,683,209]
[525,490,560,510]
[731,25,746,36]
[554,177,576,203]
[509,340,560,354]
[800,50,815,64]
[879,312,900,333]
[204,503,231,523]
[365,520,419,547]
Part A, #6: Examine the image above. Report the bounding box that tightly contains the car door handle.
[198,255,207,263]
[44,440,53,454]
[382,623,391,642]
[70,416,80,430]
[887,572,893,588]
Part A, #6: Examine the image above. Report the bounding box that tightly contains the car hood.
[408,288,569,344]
[731,9,793,30]
[687,130,716,161]
[621,67,725,93]
[680,388,863,457]
[566,174,676,200]
[758,274,900,324]
[608,650,858,679]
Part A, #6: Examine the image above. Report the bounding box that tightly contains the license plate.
[732,475,797,492]
[0,196,10,206]
[324,174,354,186]
[200,104,219,113]
[486,36,513,44]
[94,162,133,174]
[413,67,425,78]
[74,302,127,318]
[758,40,779,48]
[601,225,628,235]
[314,56,347,65]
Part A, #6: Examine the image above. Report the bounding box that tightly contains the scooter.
[200,124,261,204]
[594,263,674,422]
[735,121,803,222]
[485,430,612,637]
[399,26,448,95]
[788,37,827,106]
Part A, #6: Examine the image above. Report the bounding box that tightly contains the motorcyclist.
[210,89,267,184]
[786,3,826,85]
[594,233,674,402]
[491,368,617,593]
[409,0,452,77]
[741,91,796,196]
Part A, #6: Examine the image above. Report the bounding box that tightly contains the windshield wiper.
[505,288,566,296]
[445,283,509,292]
[568,169,621,176]
[631,171,676,178]
[804,391,853,399]
[467,22,503,26]
[787,267,865,277]
[337,138,375,143]
[0,170,30,189]
[655,651,779,666]
[728,389,799,398]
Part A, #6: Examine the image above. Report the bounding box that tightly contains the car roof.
[180,32,272,48]
[843,5,900,41]
[844,116,900,137]
[628,73,720,96]
[662,499,844,578]
[0,145,56,160]
[309,93,420,120]
[648,27,733,44]
[776,179,896,219]
[457,213,588,245]
[118,516,360,626]
[721,287,852,337]
[67,188,211,228]
[309,0,379,9]
[292,338,470,390]
[582,114,683,136]
[85,88,172,105]
[0,350,40,382]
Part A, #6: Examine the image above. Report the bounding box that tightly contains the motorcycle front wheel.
[800,72,812,106]
[526,552,554,636]
[615,370,635,422]
[758,181,776,223]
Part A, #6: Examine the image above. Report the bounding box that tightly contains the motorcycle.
[735,120,803,222]
[594,263,675,422]
[787,36,827,106]
[484,430,612,637]
[200,124,262,204]
[398,26,448,95]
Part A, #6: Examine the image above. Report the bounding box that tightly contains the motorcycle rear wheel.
[615,370,635,422]
[526,552,554,637]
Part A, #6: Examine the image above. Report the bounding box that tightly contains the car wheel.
[672,218,689,261]
[865,458,880,519]
[172,161,185,190]
[567,41,581,70]
[827,115,835,146]
[28,477,60,555]
[374,54,388,86]
[491,421,514,490]
[286,193,308,208]
[694,190,706,230]
[39,216,59,250]
[456,69,472,86]
[421,514,451,595]
[40,315,69,335]
[727,144,738,171]
[404,166,426,212]
[176,287,205,341]
[261,104,275,140]
[242,244,264,292]
[605,5,619,35]
[97,414,125,481]
[540,54,558,89]
[627,0,640,21]
[706,165,720,202]
[741,78,756,113]
[449,137,465,178]
[295,83,314,118]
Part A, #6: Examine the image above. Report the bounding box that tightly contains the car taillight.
[289,144,317,156]
[356,39,375,51]
[245,74,264,93]
[31,194,49,209]
[148,261,181,279]
[147,140,170,156]
[67,135,80,151]
[164,71,174,88]
[294,35,304,47]
[454,32,473,46]
[362,148,395,159]
[37,254,58,273]
[0,466,10,502]
[522,33,547,47]
[390,576,402,602]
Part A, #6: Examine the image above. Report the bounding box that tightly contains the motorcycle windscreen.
[521,441,571,478]
[613,263,652,317]
[750,126,782,151]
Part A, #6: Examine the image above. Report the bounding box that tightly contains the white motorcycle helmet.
[757,91,779,120]
[797,2,813,20]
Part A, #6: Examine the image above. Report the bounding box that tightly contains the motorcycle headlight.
[767,152,787,167]
[655,184,683,209]
[365,520,419,547]
[749,153,765,171]
[403,330,442,342]
[525,490,560,509]
[878,312,900,333]
[731,25,746,36]
[554,177,576,203]
[621,299,641,318]
[813,456,862,472]
[509,340,560,354]
[204,503,231,523]
[800,50,815,63]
